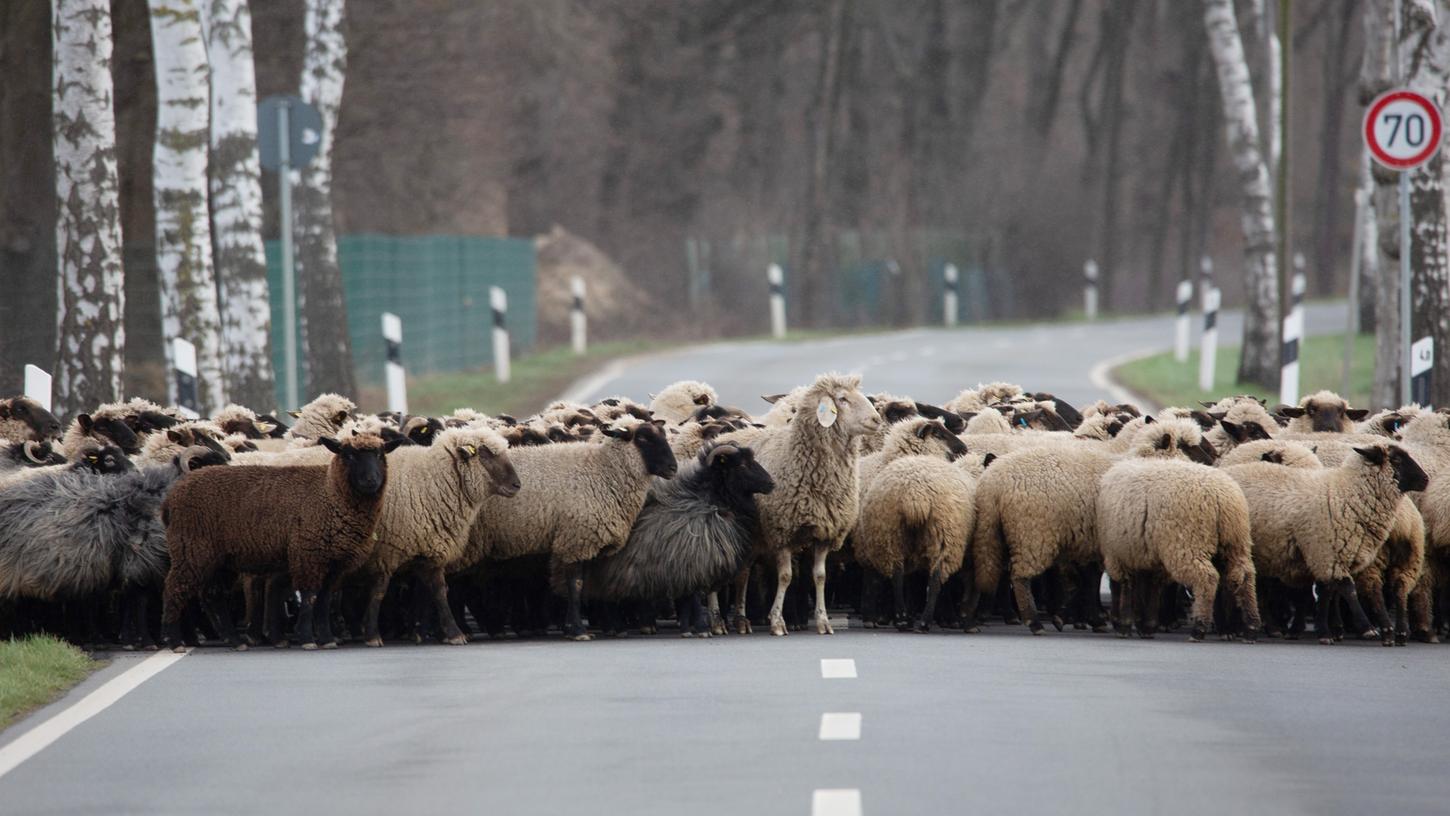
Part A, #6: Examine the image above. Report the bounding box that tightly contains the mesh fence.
[265,235,535,403]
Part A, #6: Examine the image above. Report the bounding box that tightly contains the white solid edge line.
[1088,346,1167,410]
[818,712,862,741]
[554,358,628,406]
[819,658,856,679]
[0,650,187,780]
[812,788,862,816]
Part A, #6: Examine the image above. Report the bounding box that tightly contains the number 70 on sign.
[1365,90,1443,171]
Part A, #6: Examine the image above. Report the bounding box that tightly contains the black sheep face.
[320,436,405,497]
[1280,398,1369,433]
[78,444,135,475]
[131,410,181,435]
[1,397,62,439]
[406,417,443,446]
[255,414,289,438]
[704,444,774,499]
[79,413,141,454]
[602,421,677,479]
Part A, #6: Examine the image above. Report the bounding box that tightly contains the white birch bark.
[150,0,225,414]
[201,0,275,410]
[1203,0,1281,388]
[1403,0,1450,405]
[1363,0,1401,409]
[51,0,126,417]
[293,0,357,398]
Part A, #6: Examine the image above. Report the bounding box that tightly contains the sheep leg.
[1313,581,1338,645]
[361,571,392,647]
[423,564,468,645]
[199,585,245,651]
[959,575,981,634]
[1136,572,1163,639]
[1077,563,1107,632]
[811,543,834,635]
[241,574,263,647]
[731,566,752,635]
[1113,575,1134,638]
[706,591,727,636]
[1011,577,1043,635]
[160,568,198,652]
[264,574,291,647]
[313,568,347,649]
[1335,577,1379,641]
[1355,572,1395,647]
[564,562,592,641]
[767,550,793,637]
[915,570,944,633]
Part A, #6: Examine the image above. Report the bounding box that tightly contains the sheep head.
[0,396,61,440]
[601,418,677,479]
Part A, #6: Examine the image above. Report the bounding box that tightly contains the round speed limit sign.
[1364,89,1443,170]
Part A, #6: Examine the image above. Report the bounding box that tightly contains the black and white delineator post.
[943,263,959,328]
[172,338,200,419]
[22,365,51,413]
[1279,270,1306,406]
[490,286,510,384]
[1198,287,1220,393]
[1174,280,1193,363]
[381,312,407,415]
[1412,337,1434,405]
[1083,260,1099,320]
[767,263,786,339]
[570,276,587,355]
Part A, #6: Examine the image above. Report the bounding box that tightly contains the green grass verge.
[1113,333,1375,409]
[0,635,102,730]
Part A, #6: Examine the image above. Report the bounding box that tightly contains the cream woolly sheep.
[59,399,166,457]
[857,417,968,501]
[212,403,279,439]
[972,418,1214,634]
[649,380,718,424]
[0,396,61,441]
[1216,439,1321,469]
[284,393,356,441]
[857,451,975,633]
[356,426,520,646]
[945,382,1024,414]
[1080,400,1141,420]
[136,422,232,466]
[1097,457,1261,641]
[1358,404,1428,437]
[720,372,882,636]
[454,418,677,640]
[1275,390,1368,434]
[963,407,1013,435]
[1223,442,1428,644]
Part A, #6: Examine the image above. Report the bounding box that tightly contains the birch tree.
[1204,0,1281,389]
[51,0,126,417]
[1363,0,1401,409]
[294,0,357,399]
[1402,0,1450,406]
[202,0,275,410]
[150,0,225,414]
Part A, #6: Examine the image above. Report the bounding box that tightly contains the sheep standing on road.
[721,373,882,636]
[649,380,718,424]
[161,430,404,650]
[0,396,62,441]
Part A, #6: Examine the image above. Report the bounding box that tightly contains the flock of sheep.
[1,371,1447,651]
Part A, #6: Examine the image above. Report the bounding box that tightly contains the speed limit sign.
[1364,89,1443,170]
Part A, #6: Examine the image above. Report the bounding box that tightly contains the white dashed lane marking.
[812,788,862,816]
[819,658,857,679]
[818,712,862,741]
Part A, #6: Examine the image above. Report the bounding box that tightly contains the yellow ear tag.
[816,398,838,428]
[463,445,476,455]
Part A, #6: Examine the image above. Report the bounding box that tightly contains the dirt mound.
[535,225,658,345]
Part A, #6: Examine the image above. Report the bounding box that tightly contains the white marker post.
[1411,337,1434,405]
[767,263,786,339]
[570,276,587,355]
[277,102,298,413]
[23,365,51,413]
[490,286,510,384]
[172,338,200,419]
[1083,260,1099,320]
[1198,287,1220,393]
[1279,271,1306,407]
[942,263,959,328]
[1174,280,1193,363]
[381,312,406,415]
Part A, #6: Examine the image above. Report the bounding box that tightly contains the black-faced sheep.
[284,392,356,442]
[0,396,62,441]
[572,443,774,636]
[649,380,718,424]
[161,430,404,650]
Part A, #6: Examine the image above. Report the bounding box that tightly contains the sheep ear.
[77,413,94,432]
[1347,409,1370,421]
[914,422,935,439]
[1142,415,1156,425]
[1208,411,1227,422]
[288,410,302,418]
[256,421,276,434]
[1277,406,1306,418]
[1106,420,1124,437]
[382,437,408,455]
[981,453,997,469]
[319,436,343,454]
[0,403,10,419]
[1189,411,1216,430]
[167,429,186,443]
[1353,446,1387,466]
[693,394,712,405]
[761,393,788,405]
[1219,420,1245,442]
[1262,451,1283,464]
[1155,433,1172,450]
[1199,401,1217,409]
[600,426,630,440]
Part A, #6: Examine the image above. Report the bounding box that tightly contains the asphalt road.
[9,302,1447,816]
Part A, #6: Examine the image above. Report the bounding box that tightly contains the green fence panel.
[266,235,536,408]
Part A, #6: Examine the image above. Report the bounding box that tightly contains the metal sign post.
[172,338,200,419]
[767,263,786,339]
[1198,287,1220,393]
[1083,260,1099,320]
[1412,337,1434,406]
[491,287,510,384]
[943,263,959,328]
[381,312,406,414]
[1279,270,1305,407]
[570,276,587,355]
[258,94,324,410]
[1174,280,1193,363]
[23,365,51,413]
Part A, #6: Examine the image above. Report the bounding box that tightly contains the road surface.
[8,302,1446,816]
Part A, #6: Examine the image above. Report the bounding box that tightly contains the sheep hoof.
[1091,624,1109,634]
[894,617,912,633]
[143,643,159,652]
[1265,629,1284,639]
[710,623,727,637]
[170,645,188,654]
[696,631,711,639]
[1027,621,1044,636]
[1115,628,1131,639]
[569,633,593,642]
[769,620,788,637]
[232,642,250,652]
[863,620,877,629]
[1051,616,1065,633]
[1395,631,1408,646]
[1238,634,1257,644]
[1359,628,1381,641]
[733,616,752,635]
[321,641,339,650]
[913,620,930,634]
[120,643,136,652]
[1073,622,1087,631]
[1187,627,1205,642]
[273,640,290,650]
[301,642,319,651]
[363,637,382,648]
[963,624,981,634]
[681,631,694,638]
[442,635,467,646]
[1318,637,1334,645]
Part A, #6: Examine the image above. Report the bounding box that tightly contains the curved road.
[6,302,1447,816]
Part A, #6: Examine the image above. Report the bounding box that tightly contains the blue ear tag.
[817,398,838,428]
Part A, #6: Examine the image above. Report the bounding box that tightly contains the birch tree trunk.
[149,0,225,414]
[1203,0,1281,389]
[1363,0,1402,409]
[294,0,356,399]
[202,0,275,410]
[1403,0,1450,406]
[794,0,845,329]
[51,0,126,417]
